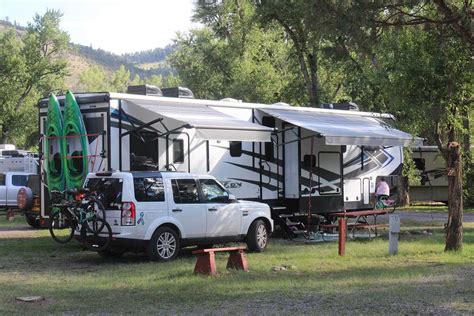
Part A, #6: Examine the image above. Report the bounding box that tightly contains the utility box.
[389,215,400,233]
[389,214,400,255]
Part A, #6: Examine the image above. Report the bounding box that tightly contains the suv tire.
[246,219,268,252]
[147,226,180,261]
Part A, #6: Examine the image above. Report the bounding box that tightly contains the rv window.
[262,116,275,128]
[171,179,200,204]
[173,139,184,164]
[134,177,165,202]
[303,155,316,168]
[12,175,28,187]
[229,141,242,157]
[413,158,426,171]
[130,131,158,171]
[265,142,274,162]
[0,174,5,186]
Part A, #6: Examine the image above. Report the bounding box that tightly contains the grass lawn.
[0,211,28,228]
[0,217,473,314]
[399,205,474,213]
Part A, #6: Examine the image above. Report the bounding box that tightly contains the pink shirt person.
[376,179,390,196]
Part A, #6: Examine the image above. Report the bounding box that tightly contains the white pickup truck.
[0,172,34,209]
[84,171,274,261]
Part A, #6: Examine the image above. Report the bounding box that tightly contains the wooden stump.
[445,142,463,251]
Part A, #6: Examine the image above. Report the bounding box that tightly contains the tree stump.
[445,142,463,251]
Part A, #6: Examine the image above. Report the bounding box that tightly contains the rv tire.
[25,214,40,228]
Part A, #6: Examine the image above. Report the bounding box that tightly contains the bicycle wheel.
[83,198,106,234]
[49,211,75,244]
[80,218,112,252]
[387,201,397,213]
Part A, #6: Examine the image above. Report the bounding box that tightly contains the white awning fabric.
[124,99,273,142]
[260,108,422,147]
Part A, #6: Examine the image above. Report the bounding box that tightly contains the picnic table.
[321,209,392,238]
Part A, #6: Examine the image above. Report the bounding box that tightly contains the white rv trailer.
[410,146,448,203]
[37,90,421,219]
[0,144,38,174]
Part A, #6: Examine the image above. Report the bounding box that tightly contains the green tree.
[78,65,110,91]
[110,65,131,92]
[341,22,471,250]
[0,10,69,146]
[170,0,299,104]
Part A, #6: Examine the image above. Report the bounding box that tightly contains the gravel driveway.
[393,211,474,223]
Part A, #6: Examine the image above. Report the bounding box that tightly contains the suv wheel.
[246,219,268,252]
[147,227,180,261]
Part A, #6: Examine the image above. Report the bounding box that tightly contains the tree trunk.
[445,141,463,251]
[397,175,410,207]
[307,48,319,107]
[0,126,8,143]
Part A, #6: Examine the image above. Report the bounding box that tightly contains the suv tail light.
[121,202,136,226]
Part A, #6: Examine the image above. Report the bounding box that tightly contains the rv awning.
[124,100,273,142]
[260,108,422,147]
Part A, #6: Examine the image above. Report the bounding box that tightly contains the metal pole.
[307,136,314,229]
[338,218,346,256]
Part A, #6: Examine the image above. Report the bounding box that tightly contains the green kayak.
[44,94,65,192]
[63,91,89,189]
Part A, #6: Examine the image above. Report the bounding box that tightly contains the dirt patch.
[0,227,40,239]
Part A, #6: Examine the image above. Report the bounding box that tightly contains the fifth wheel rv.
[37,87,421,220]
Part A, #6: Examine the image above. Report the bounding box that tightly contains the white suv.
[84,171,273,261]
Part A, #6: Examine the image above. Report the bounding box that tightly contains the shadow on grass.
[0,256,471,314]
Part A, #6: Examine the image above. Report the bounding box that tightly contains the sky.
[0,0,198,54]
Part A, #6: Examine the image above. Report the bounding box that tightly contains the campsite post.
[338,218,346,256]
[389,214,400,255]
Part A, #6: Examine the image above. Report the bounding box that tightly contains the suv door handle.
[172,208,182,212]
[208,207,218,212]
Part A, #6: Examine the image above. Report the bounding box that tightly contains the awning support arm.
[276,133,323,147]
[120,117,164,138]
[272,126,298,135]
[152,124,193,140]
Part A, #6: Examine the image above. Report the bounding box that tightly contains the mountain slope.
[0,19,175,90]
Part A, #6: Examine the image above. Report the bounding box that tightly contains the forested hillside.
[0,19,175,89]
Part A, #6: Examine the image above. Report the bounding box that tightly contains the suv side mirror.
[228,194,237,203]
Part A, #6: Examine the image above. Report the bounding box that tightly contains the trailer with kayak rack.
[37,86,421,234]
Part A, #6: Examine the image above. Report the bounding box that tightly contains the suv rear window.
[26,175,40,195]
[85,178,123,210]
[134,177,165,202]
[12,175,28,186]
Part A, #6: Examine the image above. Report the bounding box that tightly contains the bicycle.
[374,195,397,213]
[49,188,112,251]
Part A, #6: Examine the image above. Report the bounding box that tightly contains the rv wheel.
[25,214,40,228]
[246,219,268,252]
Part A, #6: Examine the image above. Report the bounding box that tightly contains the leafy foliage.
[170,0,303,104]
[0,10,69,148]
[78,64,181,93]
